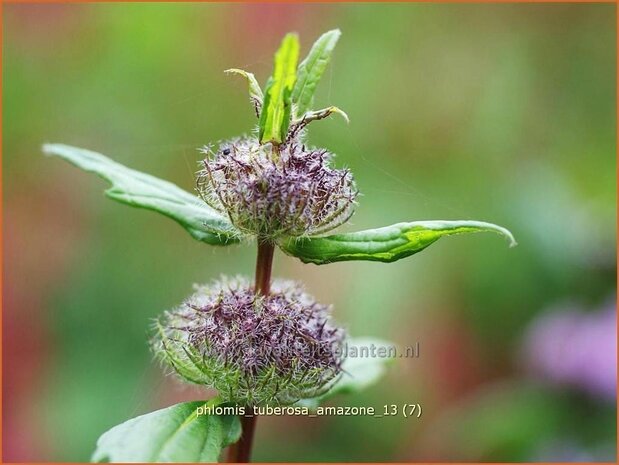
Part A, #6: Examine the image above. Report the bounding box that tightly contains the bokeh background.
[3,3,616,462]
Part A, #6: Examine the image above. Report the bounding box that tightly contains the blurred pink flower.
[522,297,616,402]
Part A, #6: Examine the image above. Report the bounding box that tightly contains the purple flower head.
[197,136,357,240]
[522,297,617,402]
[152,276,346,405]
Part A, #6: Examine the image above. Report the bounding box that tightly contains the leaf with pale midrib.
[258,33,300,144]
[292,29,341,118]
[225,68,263,105]
[44,143,240,246]
[92,400,241,463]
[280,220,516,264]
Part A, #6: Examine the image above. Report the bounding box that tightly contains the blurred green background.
[3,3,616,462]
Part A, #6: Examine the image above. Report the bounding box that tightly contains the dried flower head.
[152,276,346,405]
[196,136,357,240]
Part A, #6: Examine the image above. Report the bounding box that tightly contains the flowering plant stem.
[44,29,516,464]
[227,240,275,462]
[228,415,256,463]
[255,241,275,296]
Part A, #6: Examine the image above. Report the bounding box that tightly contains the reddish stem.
[254,241,275,296]
[227,241,274,463]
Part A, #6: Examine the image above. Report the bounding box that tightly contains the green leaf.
[259,33,300,144]
[292,29,341,118]
[92,399,241,463]
[280,220,516,264]
[224,68,263,106]
[294,106,349,125]
[296,337,395,409]
[43,143,240,245]
[329,337,395,396]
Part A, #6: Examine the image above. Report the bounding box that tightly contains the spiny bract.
[152,276,346,406]
[197,136,357,240]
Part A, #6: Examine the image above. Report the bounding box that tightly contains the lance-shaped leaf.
[259,33,299,144]
[292,29,341,118]
[92,400,241,463]
[225,68,263,109]
[280,220,516,265]
[44,144,240,245]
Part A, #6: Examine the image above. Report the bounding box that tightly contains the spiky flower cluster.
[197,136,357,239]
[152,276,345,406]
